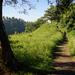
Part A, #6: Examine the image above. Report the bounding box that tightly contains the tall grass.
[68,30,75,56]
[10,23,63,70]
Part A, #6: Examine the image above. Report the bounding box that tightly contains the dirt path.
[52,40,75,75]
[1,40,75,75]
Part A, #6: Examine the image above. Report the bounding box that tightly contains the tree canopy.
[3,17,25,34]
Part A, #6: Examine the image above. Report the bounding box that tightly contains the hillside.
[1,22,75,75]
[1,0,75,75]
[10,23,63,71]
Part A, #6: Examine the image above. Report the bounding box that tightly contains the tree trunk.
[0,0,18,70]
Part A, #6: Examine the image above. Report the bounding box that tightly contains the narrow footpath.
[52,39,75,75]
[0,40,75,75]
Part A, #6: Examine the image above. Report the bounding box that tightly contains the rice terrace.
[0,0,75,75]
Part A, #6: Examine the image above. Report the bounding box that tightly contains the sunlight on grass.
[10,23,63,70]
[68,30,75,56]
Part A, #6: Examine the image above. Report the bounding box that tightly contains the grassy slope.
[67,30,75,56]
[10,23,63,70]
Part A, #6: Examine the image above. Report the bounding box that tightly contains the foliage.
[25,22,35,33]
[56,0,73,13]
[44,6,60,21]
[25,18,45,33]
[68,30,75,56]
[3,17,25,34]
[2,0,75,72]
[59,3,75,32]
[44,2,75,32]
[25,22,37,33]
[3,16,45,34]
[56,3,75,56]
[34,18,45,28]
[10,23,63,70]
[3,0,33,14]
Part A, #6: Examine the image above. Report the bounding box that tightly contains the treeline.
[44,3,75,32]
[3,17,25,34]
[2,1,75,35]
[3,3,75,35]
[25,18,45,33]
[3,17,45,34]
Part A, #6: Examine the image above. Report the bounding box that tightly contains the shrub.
[10,23,63,70]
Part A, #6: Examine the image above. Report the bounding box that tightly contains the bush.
[10,23,63,70]
[68,30,75,56]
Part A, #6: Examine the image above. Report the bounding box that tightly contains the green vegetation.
[7,2,75,72]
[2,1,75,74]
[10,23,63,70]
[3,17,25,34]
[3,17,45,35]
[25,18,45,33]
[44,2,75,56]
[60,3,75,56]
[68,30,75,56]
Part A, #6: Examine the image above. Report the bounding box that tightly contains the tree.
[25,22,35,32]
[3,17,25,34]
[44,5,60,21]
[55,0,74,26]
[25,17,45,33]
[55,0,74,38]
[0,0,18,70]
[0,0,33,70]
[56,0,73,18]
[1,0,74,70]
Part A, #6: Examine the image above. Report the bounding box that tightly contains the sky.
[3,0,55,22]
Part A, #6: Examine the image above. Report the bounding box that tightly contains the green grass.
[10,23,63,70]
[67,30,75,56]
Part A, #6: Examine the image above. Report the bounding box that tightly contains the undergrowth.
[10,23,63,71]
